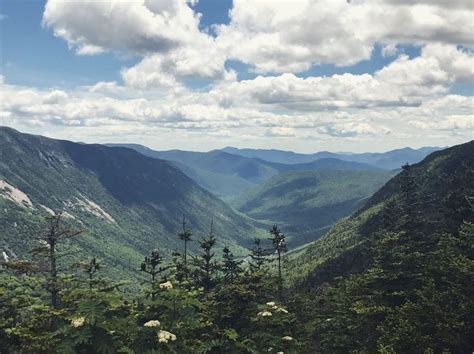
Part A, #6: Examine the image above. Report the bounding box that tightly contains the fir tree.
[268,225,287,301]
[248,238,268,274]
[141,249,171,300]
[177,216,193,280]
[32,212,83,309]
[221,246,242,282]
[193,221,219,291]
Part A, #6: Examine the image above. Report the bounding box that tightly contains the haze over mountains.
[0,126,458,277]
[222,146,443,169]
[108,143,439,201]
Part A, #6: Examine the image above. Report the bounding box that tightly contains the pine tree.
[268,225,287,301]
[81,257,100,292]
[141,249,171,300]
[221,246,242,282]
[248,238,268,274]
[177,216,193,280]
[32,212,83,309]
[193,221,219,291]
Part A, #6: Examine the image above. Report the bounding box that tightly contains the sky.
[0,0,473,153]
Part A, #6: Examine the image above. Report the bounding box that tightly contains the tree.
[193,221,219,291]
[81,257,101,292]
[32,212,83,309]
[141,249,171,300]
[221,246,242,282]
[268,225,287,301]
[248,238,268,274]
[177,216,193,280]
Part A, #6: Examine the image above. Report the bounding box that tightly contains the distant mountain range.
[107,144,424,201]
[222,146,443,170]
[0,127,263,279]
[0,127,455,280]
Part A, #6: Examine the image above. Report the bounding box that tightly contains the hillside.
[0,127,263,279]
[291,140,473,284]
[234,169,394,247]
[284,140,473,352]
[257,157,381,172]
[108,144,381,201]
[107,145,279,201]
[223,146,442,169]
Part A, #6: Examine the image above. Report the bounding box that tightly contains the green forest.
[1,145,473,353]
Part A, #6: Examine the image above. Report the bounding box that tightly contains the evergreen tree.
[177,216,193,280]
[141,249,170,300]
[32,212,83,309]
[221,246,242,282]
[248,238,268,274]
[193,221,219,291]
[268,225,287,301]
[81,257,101,292]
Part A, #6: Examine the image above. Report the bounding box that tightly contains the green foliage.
[234,169,394,247]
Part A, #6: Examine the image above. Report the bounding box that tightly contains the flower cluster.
[282,336,294,341]
[159,281,173,289]
[257,310,272,317]
[144,320,161,328]
[157,330,177,343]
[71,317,85,328]
[258,301,289,318]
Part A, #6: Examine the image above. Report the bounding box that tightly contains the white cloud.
[214,0,474,73]
[3,0,471,151]
[42,0,203,55]
[43,0,474,83]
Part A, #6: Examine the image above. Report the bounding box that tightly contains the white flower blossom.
[158,330,177,343]
[282,336,294,341]
[159,281,173,289]
[257,310,272,317]
[266,301,276,307]
[276,307,289,314]
[144,320,161,327]
[71,317,85,328]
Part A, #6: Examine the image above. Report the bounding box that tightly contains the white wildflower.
[282,336,294,341]
[144,320,161,328]
[71,317,85,328]
[257,311,272,317]
[157,330,177,343]
[277,352,284,354]
[159,281,173,289]
[276,307,289,314]
[266,301,276,307]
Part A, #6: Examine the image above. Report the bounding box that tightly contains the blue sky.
[0,0,473,152]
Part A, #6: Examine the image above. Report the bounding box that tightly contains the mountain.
[292,140,473,284]
[222,147,339,164]
[108,144,380,201]
[285,140,473,352]
[234,169,394,247]
[0,127,263,279]
[256,157,381,172]
[106,145,279,201]
[222,146,443,170]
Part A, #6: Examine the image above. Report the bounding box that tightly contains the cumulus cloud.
[42,0,474,83]
[3,0,470,150]
[42,0,203,55]
[215,0,474,73]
